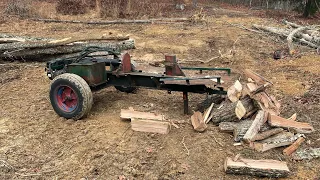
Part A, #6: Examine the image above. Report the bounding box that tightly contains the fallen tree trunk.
[287,27,307,55]
[253,24,290,37]
[283,20,319,35]
[0,40,135,61]
[299,38,319,49]
[253,24,320,48]
[30,17,190,25]
[0,36,132,52]
[0,38,26,43]
[0,33,54,41]
[224,157,290,178]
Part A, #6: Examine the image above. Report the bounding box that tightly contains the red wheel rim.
[56,85,78,112]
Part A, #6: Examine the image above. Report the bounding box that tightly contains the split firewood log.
[224,157,290,178]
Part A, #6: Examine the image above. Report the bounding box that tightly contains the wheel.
[114,86,137,93]
[49,73,93,120]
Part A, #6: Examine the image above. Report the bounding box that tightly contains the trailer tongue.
[46,47,231,120]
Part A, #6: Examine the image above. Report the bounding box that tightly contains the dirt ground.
[0,3,320,180]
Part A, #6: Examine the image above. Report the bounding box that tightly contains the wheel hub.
[56,86,78,112]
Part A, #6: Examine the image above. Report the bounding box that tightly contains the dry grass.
[100,0,173,18]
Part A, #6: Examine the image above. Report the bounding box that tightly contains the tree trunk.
[303,0,312,17]
[0,39,135,61]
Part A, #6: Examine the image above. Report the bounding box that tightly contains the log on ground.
[251,132,303,152]
[251,128,284,141]
[191,111,207,132]
[131,118,170,134]
[224,157,290,178]
[243,110,266,142]
[233,120,253,142]
[292,148,320,160]
[219,122,237,132]
[283,137,305,156]
[268,114,314,133]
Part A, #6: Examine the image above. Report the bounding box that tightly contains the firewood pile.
[191,69,318,178]
[0,33,135,61]
[252,20,320,56]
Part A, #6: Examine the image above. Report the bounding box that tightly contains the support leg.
[183,92,189,114]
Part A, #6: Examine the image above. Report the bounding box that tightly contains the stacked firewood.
[252,20,320,55]
[0,33,135,61]
[191,69,317,178]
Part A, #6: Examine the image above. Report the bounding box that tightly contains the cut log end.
[191,111,207,132]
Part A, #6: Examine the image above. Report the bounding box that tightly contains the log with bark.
[211,96,256,124]
[250,132,304,152]
[292,148,320,160]
[233,120,253,142]
[1,40,135,61]
[224,157,290,178]
[30,17,190,25]
[196,94,225,112]
[252,23,320,51]
[0,34,135,61]
[219,122,237,132]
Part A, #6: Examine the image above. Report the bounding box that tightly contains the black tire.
[114,86,137,93]
[49,73,93,120]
